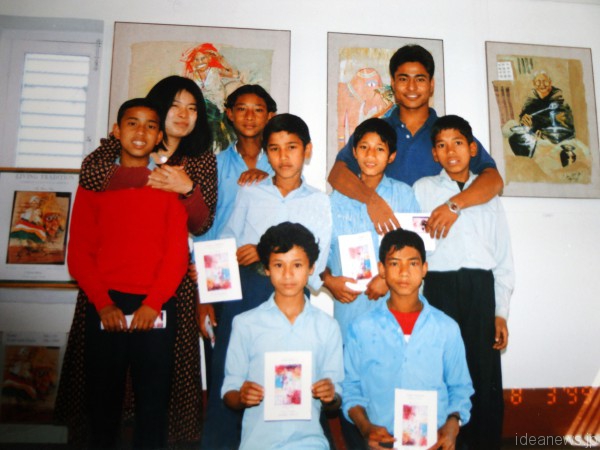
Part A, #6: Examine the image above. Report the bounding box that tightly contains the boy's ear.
[387,151,397,164]
[112,122,121,139]
[267,111,276,121]
[155,130,164,146]
[309,264,315,276]
[429,77,435,98]
[225,107,234,123]
[304,142,313,162]
[431,146,439,163]
[421,261,428,280]
[377,261,386,279]
[469,141,478,157]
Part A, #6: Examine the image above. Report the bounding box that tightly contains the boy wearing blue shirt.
[413,115,515,450]
[324,118,419,343]
[222,222,343,450]
[201,113,332,449]
[343,228,473,450]
[328,45,503,239]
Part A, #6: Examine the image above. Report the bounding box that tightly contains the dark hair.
[116,98,161,127]
[262,113,311,148]
[353,118,397,154]
[146,76,212,157]
[430,114,474,146]
[225,84,277,113]
[379,229,426,264]
[389,44,435,79]
[257,222,319,268]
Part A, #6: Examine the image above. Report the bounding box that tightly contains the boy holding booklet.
[324,117,419,343]
[222,222,343,450]
[67,98,189,449]
[342,228,473,450]
[414,115,515,450]
[202,113,332,449]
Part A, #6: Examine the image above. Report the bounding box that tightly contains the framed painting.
[0,331,66,423]
[327,33,445,178]
[486,41,599,198]
[0,168,78,288]
[110,22,291,153]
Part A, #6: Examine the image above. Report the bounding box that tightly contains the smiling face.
[533,73,552,99]
[432,128,477,183]
[378,245,427,300]
[164,90,198,142]
[265,245,314,301]
[391,62,434,112]
[113,106,163,167]
[226,93,274,139]
[193,52,209,72]
[266,131,311,184]
[353,132,396,184]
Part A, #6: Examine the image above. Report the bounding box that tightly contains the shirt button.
[406,134,410,139]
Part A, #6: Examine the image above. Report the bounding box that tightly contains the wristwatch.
[447,412,462,427]
[444,200,461,216]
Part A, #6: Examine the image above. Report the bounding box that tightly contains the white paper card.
[338,231,378,292]
[264,351,312,421]
[393,389,437,450]
[193,238,242,303]
[393,213,436,251]
[100,311,167,330]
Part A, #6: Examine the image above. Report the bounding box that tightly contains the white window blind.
[16,52,91,168]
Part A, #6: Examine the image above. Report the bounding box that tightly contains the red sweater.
[67,176,189,313]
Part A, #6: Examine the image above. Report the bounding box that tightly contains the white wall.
[0,0,599,390]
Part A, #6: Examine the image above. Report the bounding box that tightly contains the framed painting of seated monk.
[486,41,599,198]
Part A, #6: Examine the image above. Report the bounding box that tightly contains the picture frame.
[486,41,600,198]
[0,168,78,288]
[193,238,242,304]
[264,351,312,421]
[0,331,66,424]
[393,389,438,450]
[327,33,445,179]
[110,22,291,153]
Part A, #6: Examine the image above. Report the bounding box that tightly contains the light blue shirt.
[197,142,274,241]
[328,175,420,342]
[220,177,332,291]
[342,296,473,434]
[413,170,515,319]
[222,295,344,450]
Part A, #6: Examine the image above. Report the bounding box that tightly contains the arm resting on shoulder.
[427,167,504,239]
[328,160,399,233]
[451,167,503,210]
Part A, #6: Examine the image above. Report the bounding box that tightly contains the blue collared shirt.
[328,175,420,341]
[342,296,473,433]
[220,177,332,291]
[336,107,496,186]
[222,295,344,450]
[197,142,274,241]
[413,170,515,319]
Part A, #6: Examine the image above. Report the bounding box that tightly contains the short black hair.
[353,118,397,154]
[257,222,319,268]
[117,98,161,127]
[225,84,277,113]
[389,44,435,79]
[430,114,474,146]
[262,113,311,148]
[379,228,426,264]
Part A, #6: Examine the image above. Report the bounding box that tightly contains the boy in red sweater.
[67,98,190,449]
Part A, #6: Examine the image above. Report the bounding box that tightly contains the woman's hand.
[148,165,193,195]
